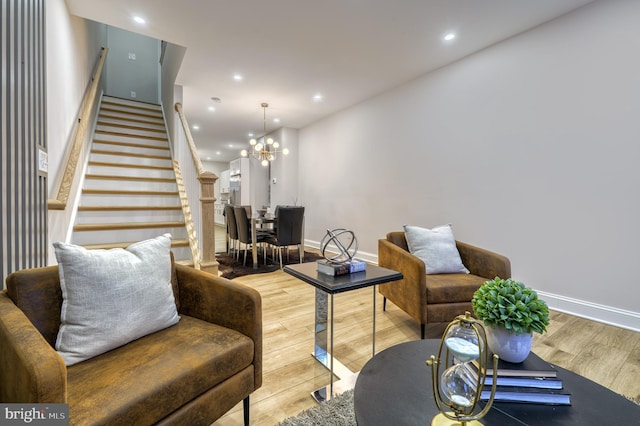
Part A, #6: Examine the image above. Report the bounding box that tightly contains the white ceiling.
[66,0,595,162]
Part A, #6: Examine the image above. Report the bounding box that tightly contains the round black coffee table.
[354,339,640,425]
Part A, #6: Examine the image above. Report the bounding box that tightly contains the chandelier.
[241,103,289,166]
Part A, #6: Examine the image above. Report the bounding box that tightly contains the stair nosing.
[74,221,186,232]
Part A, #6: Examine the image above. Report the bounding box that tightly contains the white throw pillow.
[54,234,180,365]
[403,224,469,275]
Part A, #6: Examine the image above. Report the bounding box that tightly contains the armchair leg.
[421,323,426,340]
[243,395,250,426]
[383,297,387,311]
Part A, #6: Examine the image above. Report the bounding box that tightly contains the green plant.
[472,277,549,335]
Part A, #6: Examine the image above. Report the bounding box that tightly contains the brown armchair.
[0,262,262,426]
[378,231,510,339]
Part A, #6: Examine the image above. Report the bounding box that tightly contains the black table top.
[283,262,402,294]
[354,339,640,425]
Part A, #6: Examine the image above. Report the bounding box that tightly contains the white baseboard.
[306,239,640,332]
[305,239,378,264]
[525,291,640,333]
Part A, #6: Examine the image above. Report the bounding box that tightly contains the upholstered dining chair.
[265,206,305,268]
[225,204,239,259]
[234,206,269,266]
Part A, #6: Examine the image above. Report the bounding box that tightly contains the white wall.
[202,159,227,204]
[104,26,160,104]
[270,127,300,207]
[46,0,106,264]
[298,0,640,330]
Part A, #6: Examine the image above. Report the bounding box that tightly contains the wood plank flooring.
[211,229,640,425]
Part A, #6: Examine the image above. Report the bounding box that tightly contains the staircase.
[71,96,193,264]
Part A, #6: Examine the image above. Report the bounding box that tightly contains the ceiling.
[66,0,595,163]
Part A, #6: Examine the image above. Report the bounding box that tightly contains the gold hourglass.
[426,312,499,426]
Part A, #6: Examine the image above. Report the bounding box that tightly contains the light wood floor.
[211,229,640,425]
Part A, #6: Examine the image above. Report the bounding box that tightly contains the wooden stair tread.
[101,99,161,113]
[82,239,190,250]
[94,130,168,142]
[93,139,170,151]
[82,189,179,196]
[99,113,164,127]
[99,106,163,121]
[78,205,182,211]
[84,174,176,183]
[74,221,186,232]
[88,160,173,171]
[97,121,167,133]
[90,149,171,160]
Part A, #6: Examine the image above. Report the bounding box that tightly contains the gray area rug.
[275,390,356,426]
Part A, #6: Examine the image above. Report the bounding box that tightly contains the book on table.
[467,363,563,389]
[480,387,571,405]
[472,353,558,378]
[316,259,367,276]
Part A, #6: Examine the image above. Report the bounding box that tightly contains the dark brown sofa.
[0,262,262,426]
[378,231,511,338]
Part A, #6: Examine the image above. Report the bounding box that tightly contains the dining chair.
[234,206,269,266]
[265,206,305,268]
[225,204,239,259]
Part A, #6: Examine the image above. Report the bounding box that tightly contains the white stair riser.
[86,165,175,179]
[100,102,162,116]
[83,179,177,192]
[92,140,169,154]
[97,120,165,133]
[96,127,167,140]
[75,210,184,224]
[89,152,173,167]
[80,193,182,207]
[102,96,162,110]
[72,227,188,246]
[99,111,163,125]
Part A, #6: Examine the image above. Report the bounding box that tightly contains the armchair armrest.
[456,241,511,279]
[174,264,262,389]
[378,239,427,323]
[0,293,66,402]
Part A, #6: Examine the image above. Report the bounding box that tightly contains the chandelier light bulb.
[240,103,289,163]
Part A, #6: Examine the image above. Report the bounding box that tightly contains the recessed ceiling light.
[443,32,456,42]
[248,133,254,137]
[313,94,323,102]
[216,151,221,156]
[233,74,243,81]
[133,16,146,24]
[192,125,200,130]
[208,106,216,112]
[205,156,212,161]
[228,144,234,148]
[273,118,280,123]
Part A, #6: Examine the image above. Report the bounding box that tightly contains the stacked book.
[471,355,571,405]
[316,259,367,276]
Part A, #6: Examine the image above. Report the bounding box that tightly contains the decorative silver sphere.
[320,228,358,264]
